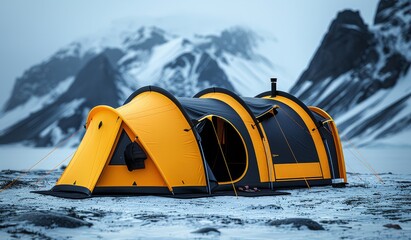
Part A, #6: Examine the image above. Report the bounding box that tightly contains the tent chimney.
[271,78,277,97]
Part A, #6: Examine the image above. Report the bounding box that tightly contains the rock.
[383,223,402,230]
[320,219,350,225]
[14,211,92,228]
[268,218,325,230]
[191,227,221,235]
[251,204,283,210]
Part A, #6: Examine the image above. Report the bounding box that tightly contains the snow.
[129,38,191,86]
[336,67,411,146]
[0,145,410,239]
[341,24,362,32]
[220,56,273,96]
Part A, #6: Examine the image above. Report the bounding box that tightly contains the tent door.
[196,117,246,184]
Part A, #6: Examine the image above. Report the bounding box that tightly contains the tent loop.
[273,114,311,189]
[209,117,238,197]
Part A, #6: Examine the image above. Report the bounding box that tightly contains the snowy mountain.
[0,26,281,147]
[290,0,411,147]
[1,0,408,148]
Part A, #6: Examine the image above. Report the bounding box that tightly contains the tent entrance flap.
[196,117,246,183]
[52,107,122,196]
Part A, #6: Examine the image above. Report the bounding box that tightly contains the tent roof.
[241,97,278,118]
[178,97,243,123]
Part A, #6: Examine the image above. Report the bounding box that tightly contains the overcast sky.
[0,0,379,107]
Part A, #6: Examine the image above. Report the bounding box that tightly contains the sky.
[0,0,379,108]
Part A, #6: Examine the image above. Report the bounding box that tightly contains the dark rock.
[383,223,402,230]
[251,204,283,210]
[0,179,31,189]
[192,227,221,235]
[320,219,349,225]
[268,218,325,230]
[7,228,52,240]
[293,10,370,86]
[14,211,92,228]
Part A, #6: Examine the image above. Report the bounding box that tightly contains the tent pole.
[199,139,212,195]
[263,136,274,190]
[324,138,336,180]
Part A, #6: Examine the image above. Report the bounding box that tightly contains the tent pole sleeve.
[324,139,336,179]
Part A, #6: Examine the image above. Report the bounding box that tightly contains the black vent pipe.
[271,78,277,97]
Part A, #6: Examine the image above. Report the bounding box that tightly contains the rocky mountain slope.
[290,0,411,146]
[0,27,280,146]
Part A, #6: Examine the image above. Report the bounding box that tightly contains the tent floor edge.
[31,190,91,199]
[273,179,332,189]
[32,185,93,199]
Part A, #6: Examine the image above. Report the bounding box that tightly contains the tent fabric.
[309,106,347,183]
[194,88,270,188]
[241,97,278,118]
[37,85,347,198]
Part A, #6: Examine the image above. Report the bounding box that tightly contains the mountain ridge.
[1,0,409,147]
[0,26,281,146]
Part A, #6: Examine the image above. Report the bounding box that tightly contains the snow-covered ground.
[0,146,410,239]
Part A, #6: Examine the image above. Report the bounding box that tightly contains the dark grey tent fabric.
[178,97,262,188]
[243,97,320,165]
[241,97,277,118]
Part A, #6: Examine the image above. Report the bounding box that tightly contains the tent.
[37,84,346,198]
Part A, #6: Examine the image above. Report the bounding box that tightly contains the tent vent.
[132,181,137,186]
[271,78,277,97]
[73,181,76,185]
[98,121,103,129]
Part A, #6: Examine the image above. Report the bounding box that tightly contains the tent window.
[109,130,131,165]
[197,117,246,182]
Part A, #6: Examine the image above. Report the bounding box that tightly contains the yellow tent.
[37,84,346,198]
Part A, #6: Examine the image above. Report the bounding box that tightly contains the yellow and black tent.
[36,83,346,198]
